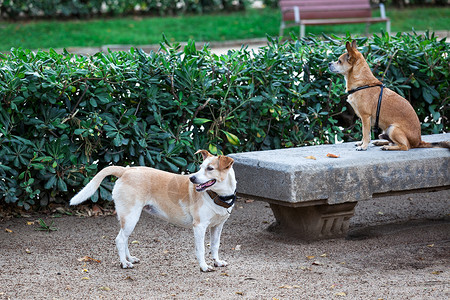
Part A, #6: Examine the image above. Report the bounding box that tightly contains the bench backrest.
[280,0,372,21]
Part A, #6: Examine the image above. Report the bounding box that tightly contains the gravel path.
[1,195,449,299]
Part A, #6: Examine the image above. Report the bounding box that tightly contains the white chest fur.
[347,94,361,118]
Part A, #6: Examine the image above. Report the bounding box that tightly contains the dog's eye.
[206,166,214,171]
[338,59,342,64]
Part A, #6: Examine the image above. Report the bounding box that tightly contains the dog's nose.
[328,63,332,67]
[189,176,196,183]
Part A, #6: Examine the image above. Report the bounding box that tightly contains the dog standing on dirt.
[70,150,237,272]
[329,40,449,151]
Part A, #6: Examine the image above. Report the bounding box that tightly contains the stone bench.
[230,133,450,239]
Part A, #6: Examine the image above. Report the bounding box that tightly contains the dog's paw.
[128,256,140,264]
[355,146,367,151]
[355,141,363,147]
[214,259,228,268]
[380,146,389,151]
[200,264,215,272]
[121,261,134,269]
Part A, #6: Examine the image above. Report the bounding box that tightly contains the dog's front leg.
[210,222,228,268]
[356,115,371,151]
[193,224,214,272]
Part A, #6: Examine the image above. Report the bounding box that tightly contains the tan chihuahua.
[329,40,449,151]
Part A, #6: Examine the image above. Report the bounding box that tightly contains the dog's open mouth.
[195,179,216,192]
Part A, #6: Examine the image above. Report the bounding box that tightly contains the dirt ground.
[1,194,449,300]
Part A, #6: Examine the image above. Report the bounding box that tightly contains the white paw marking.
[214,260,228,267]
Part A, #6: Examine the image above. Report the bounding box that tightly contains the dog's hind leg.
[116,206,142,268]
[210,222,228,268]
[372,140,390,146]
[372,132,392,146]
[380,126,410,151]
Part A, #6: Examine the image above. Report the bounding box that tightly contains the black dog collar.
[207,190,236,209]
[347,83,385,136]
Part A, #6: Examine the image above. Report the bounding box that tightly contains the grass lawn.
[0,7,449,51]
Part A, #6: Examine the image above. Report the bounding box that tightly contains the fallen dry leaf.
[431,271,443,275]
[320,253,327,257]
[279,285,293,289]
[5,228,12,233]
[335,292,347,296]
[306,255,315,260]
[99,286,111,291]
[77,256,101,263]
[326,153,340,158]
[427,244,434,247]
[81,277,89,280]
[25,248,31,254]
[92,205,103,216]
[131,240,139,244]
[312,260,323,266]
[330,284,343,290]
[221,273,229,276]
[235,292,244,296]
[124,276,134,281]
[26,221,35,225]
[279,284,301,289]
[305,155,316,160]
[245,199,254,203]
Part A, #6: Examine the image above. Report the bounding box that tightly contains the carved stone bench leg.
[268,202,357,239]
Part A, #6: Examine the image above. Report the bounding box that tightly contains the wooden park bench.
[230,133,449,239]
[279,0,391,37]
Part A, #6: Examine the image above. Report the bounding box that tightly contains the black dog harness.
[347,83,385,136]
[207,190,236,209]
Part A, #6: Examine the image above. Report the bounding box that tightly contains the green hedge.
[0,32,448,209]
[0,0,246,19]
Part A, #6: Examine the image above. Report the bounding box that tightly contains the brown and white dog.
[70,150,236,272]
[329,40,449,151]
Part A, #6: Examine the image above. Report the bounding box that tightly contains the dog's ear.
[345,41,352,53]
[218,156,234,170]
[195,150,213,161]
[346,40,358,64]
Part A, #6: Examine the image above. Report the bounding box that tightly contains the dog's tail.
[416,140,450,150]
[70,166,127,205]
